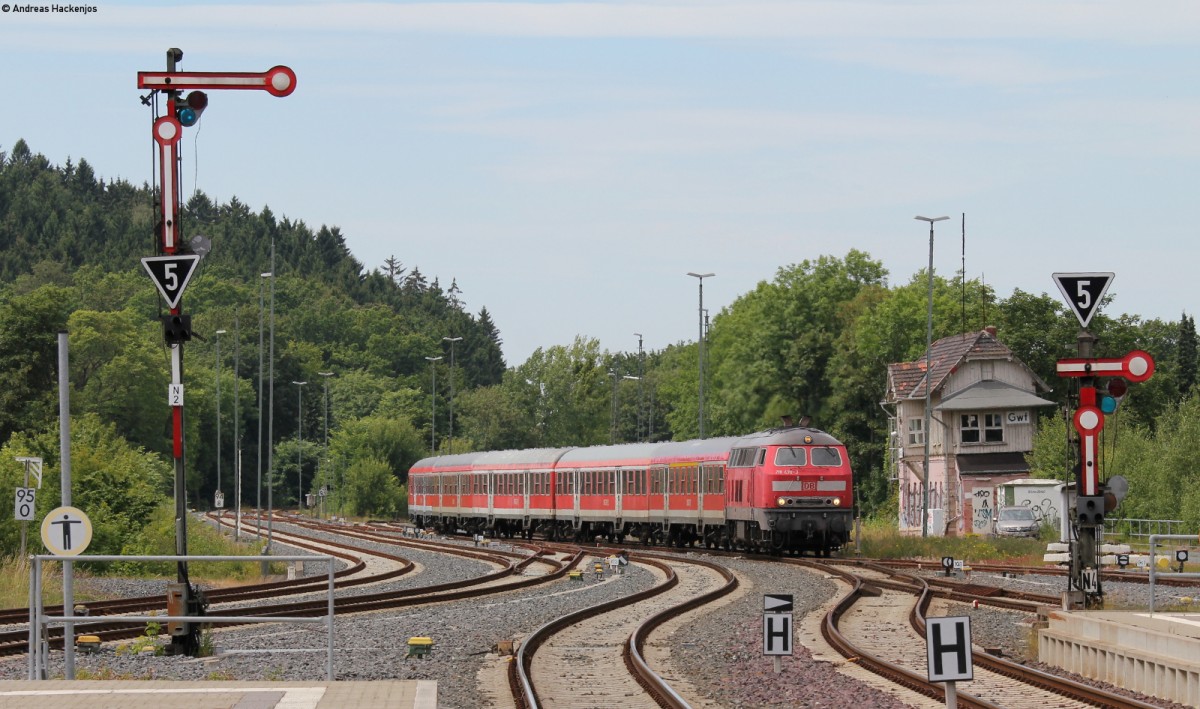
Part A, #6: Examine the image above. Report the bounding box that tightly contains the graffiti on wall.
[971,488,993,533]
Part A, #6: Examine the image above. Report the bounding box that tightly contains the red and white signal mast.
[137,48,295,654]
[1053,272,1154,608]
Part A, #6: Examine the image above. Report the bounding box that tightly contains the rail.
[29,553,335,681]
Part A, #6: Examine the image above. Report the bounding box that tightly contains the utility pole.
[215,328,226,509]
[687,272,715,438]
[425,356,442,454]
[256,274,266,539]
[319,371,333,517]
[293,381,307,510]
[634,333,644,442]
[914,215,948,538]
[233,314,241,539]
[443,337,462,454]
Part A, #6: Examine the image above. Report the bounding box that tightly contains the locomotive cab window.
[728,448,757,468]
[774,447,807,466]
[811,447,842,466]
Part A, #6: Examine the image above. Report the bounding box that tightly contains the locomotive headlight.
[832,498,842,506]
[777,497,787,507]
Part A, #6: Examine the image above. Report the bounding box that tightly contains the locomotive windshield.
[774,446,842,466]
[774,447,807,466]
[811,447,842,466]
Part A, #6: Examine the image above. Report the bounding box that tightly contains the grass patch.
[71,666,154,680]
[114,501,286,579]
[0,555,118,608]
[856,516,1049,565]
[0,503,290,609]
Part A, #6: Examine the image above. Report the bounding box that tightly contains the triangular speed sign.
[1052,272,1114,329]
[142,255,200,309]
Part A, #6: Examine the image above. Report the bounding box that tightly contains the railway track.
[808,558,1165,709]
[874,557,1200,591]
[510,549,737,709]
[5,516,569,657]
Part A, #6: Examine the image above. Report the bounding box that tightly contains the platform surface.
[0,679,436,708]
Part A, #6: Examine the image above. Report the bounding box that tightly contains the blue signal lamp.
[175,91,208,127]
[1101,378,1128,414]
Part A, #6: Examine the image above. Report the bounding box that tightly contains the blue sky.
[2,2,1198,365]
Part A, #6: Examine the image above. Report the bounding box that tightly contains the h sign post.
[763,594,793,674]
[926,616,972,708]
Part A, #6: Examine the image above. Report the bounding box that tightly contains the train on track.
[408,423,854,555]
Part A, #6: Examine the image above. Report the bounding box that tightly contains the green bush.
[116,501,280,579]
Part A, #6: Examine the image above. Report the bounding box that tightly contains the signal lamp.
[176,91,208,127]
[1101,378,1128,414]
[161,314,192,345]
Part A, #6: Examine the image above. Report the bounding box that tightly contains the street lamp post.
[608,369,619,444]
[687,272,715,438]
[232,315,240,539]
[266,240,276,550]
[257,272,270,541]
[215,329,226,509]
[318,371,333,518]
[633,334,644,442]
[915,215,949,538]
[623,375,641,443]
[293,380,307,511]
[442,337,462,454]
[425,356,443,454]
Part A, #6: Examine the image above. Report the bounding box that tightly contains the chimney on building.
[984,325,997,337]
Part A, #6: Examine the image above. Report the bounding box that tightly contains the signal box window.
[961,413,1004,444]
[908,418,924,445]
[775,447,807,466]
[984,413,1004,442]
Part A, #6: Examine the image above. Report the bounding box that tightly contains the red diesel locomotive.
[408,424,853,555]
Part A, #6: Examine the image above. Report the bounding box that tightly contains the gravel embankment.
[668,554,918,709]
[921,567,1200,709]
[12,536,1200,708]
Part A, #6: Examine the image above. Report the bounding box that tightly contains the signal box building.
[883,327,1056,536]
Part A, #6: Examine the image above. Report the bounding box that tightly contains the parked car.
[993,506,1040,538]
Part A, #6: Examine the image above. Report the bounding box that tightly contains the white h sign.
[763,593,794,657]
[926,616,973,682]
[762,613,792,656]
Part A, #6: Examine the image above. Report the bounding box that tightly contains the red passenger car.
[408,423,854,555]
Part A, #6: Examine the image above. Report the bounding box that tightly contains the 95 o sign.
[14,487,35,521]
